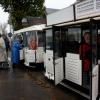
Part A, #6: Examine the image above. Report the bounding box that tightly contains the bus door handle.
[25,52,28,54]
[48,58,50,61]
[55,62,58,65]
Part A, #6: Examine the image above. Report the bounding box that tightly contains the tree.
[0,0,45,30]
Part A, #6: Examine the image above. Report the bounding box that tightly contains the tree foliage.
[0,0,45,30]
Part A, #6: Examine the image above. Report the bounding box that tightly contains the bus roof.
[14,24,45,34]
[44,16,100,29]
[46,0,100,27]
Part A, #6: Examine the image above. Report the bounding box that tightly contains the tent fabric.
[0,37,7,62]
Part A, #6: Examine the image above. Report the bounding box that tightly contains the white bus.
[44,0,100,100]
[14,24,45,68]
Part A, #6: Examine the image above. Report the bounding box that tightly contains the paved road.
[27,68,85,100]
[0,63,84,100]
[0,67,51,100]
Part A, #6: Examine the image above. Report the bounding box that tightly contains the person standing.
[0,34,7,64]
[79,32,91,87]
[97,34,100,96]
[2,34,10,58]
[11,37,22,67]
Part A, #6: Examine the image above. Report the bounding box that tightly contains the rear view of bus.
[14,24,45,68]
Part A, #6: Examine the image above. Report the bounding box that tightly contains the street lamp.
[6,5,13,34]
[6,5,13,47]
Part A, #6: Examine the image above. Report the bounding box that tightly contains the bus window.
[37,31,44,47]
[67,28,81,54]
[18,34,23,44]
[92,28,97,66]
[54,31,61,59]
[22,32,28,47]
[46,29,53,50]
[97,33,100,60]
[27,31,37,50]
[53,27,67,59]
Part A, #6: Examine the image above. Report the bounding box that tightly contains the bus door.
[65,26,81,85]
[90,19,98,100]
[80,20,98,100]
[36,31,45,63]
[81,19,98,100]
[45,29,54,80]
[53,26,66,85]
[80,22,92,99]
[97,23,100,97]
[24,31,36,66]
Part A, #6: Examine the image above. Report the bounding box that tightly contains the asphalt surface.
[0,67,51,100]
[0,63,85,100]
[27,67,83,100]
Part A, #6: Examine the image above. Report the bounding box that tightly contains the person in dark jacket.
[11,37,22,67]
[79,32,91,87]
[0,34,7,63]
[2,34,10,58]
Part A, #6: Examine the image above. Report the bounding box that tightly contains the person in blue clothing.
[11,36,22,67]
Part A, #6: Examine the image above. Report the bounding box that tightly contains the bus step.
[60,82,90,100]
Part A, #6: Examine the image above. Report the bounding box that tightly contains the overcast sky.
[0,0,76,32]
[0,7,9,32]
[0,7,9,24]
